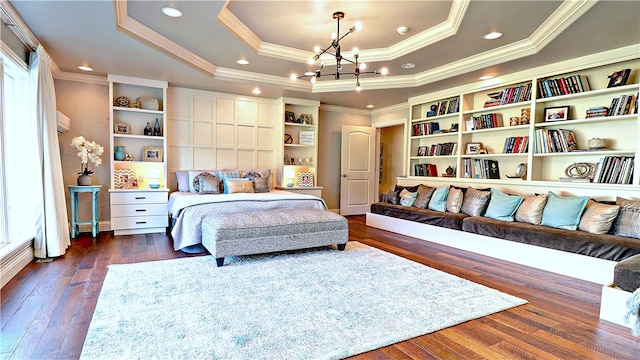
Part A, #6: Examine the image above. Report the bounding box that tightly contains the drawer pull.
[135,197,146,200]
[135,209,147,212]
[136,221,147,224]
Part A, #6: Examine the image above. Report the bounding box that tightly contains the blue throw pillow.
[540,191,589,230]
[484,188,524,222]
[428,185,449,212]
[399,189,418,206]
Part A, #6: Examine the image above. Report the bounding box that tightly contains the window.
[1,49,39,257]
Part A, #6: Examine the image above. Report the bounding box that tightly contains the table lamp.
[285,169,296,187]
[147,168,162,189]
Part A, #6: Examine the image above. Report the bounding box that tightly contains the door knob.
[342,174,347,177]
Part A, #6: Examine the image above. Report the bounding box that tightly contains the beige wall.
[55,79,110,222]
[317,108,371,211]
[379,125,405,197]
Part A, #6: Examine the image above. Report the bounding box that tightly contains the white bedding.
[169,190,328,251]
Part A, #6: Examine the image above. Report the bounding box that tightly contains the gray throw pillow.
[413,184,435,209]
[611,197,640,239]
[193,172,219,194]
[460,187,491,216]
[446,187,464,213]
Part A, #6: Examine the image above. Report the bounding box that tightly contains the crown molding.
[214,67,311,92]
[51,61,107,85]
[371,102,409,116]
[216,4,262,52]
[320,104,371,116]
[114,1,216,76]
[0,0,39,49]
[529,0,598,50]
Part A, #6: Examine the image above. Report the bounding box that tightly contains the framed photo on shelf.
[544,105,569,122]
[143,146,163,162]
[285,111,296,123]
[449,123,458,132]
[114,122,130,134]
[417,146,427,156]
[607,68,631,88]
[299,131,315,145]
[465,142,482,155]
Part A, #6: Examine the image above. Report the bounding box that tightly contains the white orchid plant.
[71,136,104,176]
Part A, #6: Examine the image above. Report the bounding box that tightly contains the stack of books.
[537,75,590,98]
[586,106,609,118]
[593,156,635,184]
[607,93,638,116]
[503,136,529,153]
[427,98,460,117]
[462,159,501,179]
[414,163,438,177]
[466,113,502,130]
[534,129,578,153]
[412,122,439,136]
[427,142,458,156]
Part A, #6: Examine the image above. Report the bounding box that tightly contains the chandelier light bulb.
[380,68,389,75]
[290,74,298,81]
[310,76,317,84]
[354,22,362,31]
[308,57,315,64]
[356,82,361,91]
[331,32,337,40]
[359,63,366,70]
[352,47,359,56]
[314,45,321,53]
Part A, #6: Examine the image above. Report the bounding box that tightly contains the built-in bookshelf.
[406,49,639,192]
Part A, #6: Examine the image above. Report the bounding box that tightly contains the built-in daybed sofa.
[367,184,640,290]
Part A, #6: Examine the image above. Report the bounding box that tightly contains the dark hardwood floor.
[1,215,638,359]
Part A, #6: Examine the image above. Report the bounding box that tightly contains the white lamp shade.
[148,169,162,179]
[285,169,296,179]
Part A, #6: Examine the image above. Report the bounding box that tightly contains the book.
[487,160,501,179]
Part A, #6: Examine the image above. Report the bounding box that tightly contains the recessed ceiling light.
[396,26,410,35]
[366,104,375,108]
[236,59,249,65]
[161,7,182,18]
[483,31,502,40]
[78,65,93,71]
[251,87,261,95]
[479,75,493,80]
[401,63,415,69]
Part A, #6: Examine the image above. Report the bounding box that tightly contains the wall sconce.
[285,169,296,187]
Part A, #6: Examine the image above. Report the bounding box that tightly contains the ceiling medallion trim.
[115,0,216,76]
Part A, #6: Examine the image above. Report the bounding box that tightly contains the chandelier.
[290,11,388,91]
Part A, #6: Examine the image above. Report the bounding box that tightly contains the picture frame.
[123,176,138,189]
[143,146,163,162]
[607,68,631,88]
[299,131,315,145]
[466,142,482,155]
[417,146,427,156]
[114,122,130,134]
[544,105,570,122]
[449,123,458,133]
[285,111,296,123]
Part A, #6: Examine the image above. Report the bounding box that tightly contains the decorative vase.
[144,122,153,136]
[153,118,161,136]
[114,146,126,161]
[77,174,92,186]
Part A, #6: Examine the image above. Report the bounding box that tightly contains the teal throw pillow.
[399,189,418,206]
[540,191,589,230]
[484,188,524,222]
[428,185,450,212]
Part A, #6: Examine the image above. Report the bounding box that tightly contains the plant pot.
[77,174,92,186]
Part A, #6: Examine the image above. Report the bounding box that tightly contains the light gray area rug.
[81,242,527,359]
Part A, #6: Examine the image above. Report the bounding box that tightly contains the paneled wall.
[166,87,278,189]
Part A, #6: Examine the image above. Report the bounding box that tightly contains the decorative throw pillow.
[484,188,524,222]
[187,170,214,193]
[215,169,242,193]
[192,172,219,194]
[399,189,418,206]
[578,200,620,234]
[413,184,435,209]
[387,189,400,205]
[460,187,491,216]
[611,197,640,239]
[245,169,271,193]
[515,194,547,224]
[175,170,189,192]
[428,186,450,212]
[223,178,255,194]
[446,187,464,213]
[540,192,589,230]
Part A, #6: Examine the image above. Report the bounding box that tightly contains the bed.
[168,190,328,252]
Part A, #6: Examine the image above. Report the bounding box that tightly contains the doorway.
[378,124,405,200]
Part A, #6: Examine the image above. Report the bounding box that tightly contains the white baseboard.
[366,212,616,285]
[600,283,634,328]
[1,241,34,288]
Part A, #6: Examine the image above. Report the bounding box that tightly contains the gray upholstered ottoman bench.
[202,208,349,266]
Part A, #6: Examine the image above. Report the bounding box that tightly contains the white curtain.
[30,45,70,258]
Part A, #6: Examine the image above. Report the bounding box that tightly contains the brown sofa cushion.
[462,216,640,262]
[371,202,468,230]
[614,254,640,292]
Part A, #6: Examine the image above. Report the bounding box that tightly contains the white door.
[340,125,376,215]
